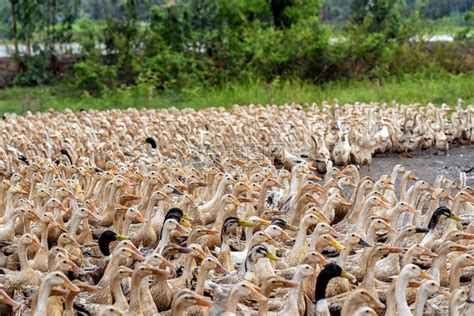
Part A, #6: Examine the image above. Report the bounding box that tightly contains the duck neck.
[346,184,368,223]
[449,262,464,291]
[155,225,171,254]
[98,254,121,286]
[294,223,310,250]
[111,278,128,310]
[68,213,83,237]
[122,215,133,236]
[19,241,32,272]
[428,252,447,282]
[257,184,269,216]
[64,292,79,316]
[354,202,375,232]
[337,242,354,269]
[33,282,53,316]
[309,227,325,250]
[195,267,211,295]
[129,272,146,314]
[225,288,245,314]
[395,274,411,315]
[172,303,188,316]
[402,249,418,267]
[365,225,379,245]
[360,255,379,295]
[414,289,430,316]
[179,255,195,285]
[315,272,334,303]
[449,299,460,316]
[400,174,411,202]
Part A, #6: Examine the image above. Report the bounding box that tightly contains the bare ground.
[360,145,474,186]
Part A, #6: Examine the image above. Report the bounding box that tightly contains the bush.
[73,60,117,95]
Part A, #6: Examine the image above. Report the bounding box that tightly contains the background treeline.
[1,0,473,95]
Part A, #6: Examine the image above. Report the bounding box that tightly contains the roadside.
[0,73,473,115]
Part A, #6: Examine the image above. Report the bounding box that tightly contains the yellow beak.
[116,234,130,241]
[265,251,279,261]
[331,240,345,251]
[182,213,194,222]
[449,213,462,222]
[239,219,254,228]
[340,270,355,283]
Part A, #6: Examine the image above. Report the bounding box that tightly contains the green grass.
[0,73,473,115]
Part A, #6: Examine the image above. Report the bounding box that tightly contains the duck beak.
[250,286,268,301]
[449,213,462,222]
[422,247,437,257]
[31,237,41,248]
[172,187,184,196]
[179,219,191,228]
[319,255,329,265]
[159,258,176,271]
[406,205,417,213]
[370,295,386,309]
[63,278,81,292]
[279,229,293,241]
[176,222,189,232]
[203,229,219,236]
[197,250,206,260]
[419,271,433,280]
[284,223,299,232]
[30,211,41,222]
[329,227,340,238]
[259,219,271,226]
[151,267,171,277]
[1,292,18,308]
[265,251,279,261]
[239,219,254,228]
[182,213,194,222]
[282,279,299,288]
[195,295,213,307]
[438,289,451,298]
[408,280,421,288]
[454,245,469,252]
[74,183,81,193]
[462,233,474,240]
[133,211,145,223]
[274,182,285,189]
[340,270,355,283]
[233,199,242,206]
[415,227,430,234]
[51,287,69,296]
[384,224,397,234]
[267,237,279,247]
[330,240,345,251]
[387,246,404,253]
[216,262,230,275]
[131,250,145,262]
[315,210,330,223]
[340,199,351,207]
[116,234,130,241]
[76,281,100,292]
[358,239,372,248]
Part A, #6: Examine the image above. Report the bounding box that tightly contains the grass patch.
[0,73,473,115]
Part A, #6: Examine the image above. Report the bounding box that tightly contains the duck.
[340,289,385,316]
[171,289,213,316]
[314,263,355,316]
[0,289,20,316]
[413,280,450,316]
[31,271,80,316]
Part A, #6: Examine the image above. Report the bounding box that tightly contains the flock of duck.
[0,102,472,316]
